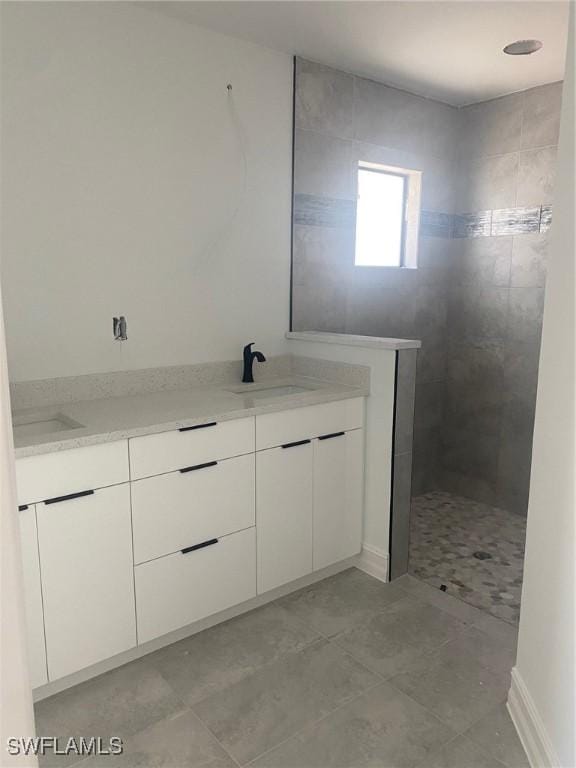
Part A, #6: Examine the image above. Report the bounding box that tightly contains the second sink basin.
[12,412,84,441]
[227,384,315,400]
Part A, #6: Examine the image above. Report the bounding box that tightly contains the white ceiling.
[145,1,569,106]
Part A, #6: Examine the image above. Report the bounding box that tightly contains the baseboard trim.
[356,544,389,582]
[508,667,561,768]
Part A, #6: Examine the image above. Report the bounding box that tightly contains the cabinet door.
[313,429,363,571]
[37,484,136,680]
[18,505,48,688]
[256,442,313,593]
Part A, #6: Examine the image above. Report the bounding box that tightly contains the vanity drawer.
[256,398,364,451]
[16,441,129,505]
[129,417,254,480]
[135,527,256,644]
[131,453,255,564]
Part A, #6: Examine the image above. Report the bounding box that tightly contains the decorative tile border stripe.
[294,193,355,228]
[491,207,541,236]
[452,211,492,239]
[428,204,552,239]
[293,194,553,238]
[419,211,452,239]
[540,205,553,233]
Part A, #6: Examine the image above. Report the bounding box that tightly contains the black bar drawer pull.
[281,439,311,449]
[179,461,218,474]
[181,538,219,554]
[318,431,345,441]
[18,504,28,512]
[44,489,95,505]
[179,422,217,433]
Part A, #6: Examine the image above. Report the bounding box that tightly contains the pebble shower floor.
[409,491,526,624]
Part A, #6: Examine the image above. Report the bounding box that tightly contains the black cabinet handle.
[318,431,345,441]
[281,439,311,449]
[181,538,219,554]
[179,461,218,474]
[44,489,95,505]
[18,504,28,512]
[179,422,217,432]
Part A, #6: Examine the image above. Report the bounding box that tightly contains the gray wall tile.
[441,428,500,487]
[510,233,548,288]
[456,154,518,213]
[412,426,441,495]
[444,339,505,436]
[295,58,354,139]
[521,82,563,150]
[507,287,545,344]
[353,77,457,160]
[416,333,447,384]
[292,224,353,288]
[447,284,509,340]
[452,237,512,287]
[294,129,354,200]
[459,92,523,159]
[395,349,417,455]
[517,146,557,206]
[390,451,414,579]
[414,381,444,432]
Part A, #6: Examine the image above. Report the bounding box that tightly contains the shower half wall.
[291,57,562,516]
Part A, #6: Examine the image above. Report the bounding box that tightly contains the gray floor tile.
[192,638,379,765]
[251,682,455,768]
[422,627,516,678]
[280,567,408,637]
[395,574,488,626]
[86,711,235,768]
[472,614,519,649]
[465,704,530,767]
[35,658,185,766]
[390,656,510,734]
[148,602,320,705]
[333,596,466,678]
[422,734,505,768]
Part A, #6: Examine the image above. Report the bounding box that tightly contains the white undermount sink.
[226,383,316,399]
[12,412,84,440]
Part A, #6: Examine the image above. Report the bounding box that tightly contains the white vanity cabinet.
[36,484,136,680]
[129,417,257,644]
[15,397,366,690]
[313,429,363,570]
[256,440,314,593]
[16,440,135,682]
[256,398,365,593]
[18,504,48,688]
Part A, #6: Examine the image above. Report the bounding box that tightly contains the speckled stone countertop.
[12,376,368,458]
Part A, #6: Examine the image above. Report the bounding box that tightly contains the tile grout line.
[243,680,386,767]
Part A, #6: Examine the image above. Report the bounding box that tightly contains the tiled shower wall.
[442,83,562,514]
[291,57,563,515]
[292,58,458,500]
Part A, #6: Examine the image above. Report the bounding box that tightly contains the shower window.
[354,161,422,268]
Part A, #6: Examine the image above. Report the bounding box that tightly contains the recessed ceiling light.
[503,39,543,56]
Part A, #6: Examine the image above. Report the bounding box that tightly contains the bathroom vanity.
[14,379,367,692]
[12,334,419,697]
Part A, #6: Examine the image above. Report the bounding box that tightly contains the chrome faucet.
[242,343,266,383]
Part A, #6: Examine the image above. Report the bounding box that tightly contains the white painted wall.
[510,8,575,766]
[0,2,292,382]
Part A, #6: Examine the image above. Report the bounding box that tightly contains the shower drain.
[473,551,493,560]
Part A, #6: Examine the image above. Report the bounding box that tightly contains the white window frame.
[354,161,422,269]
